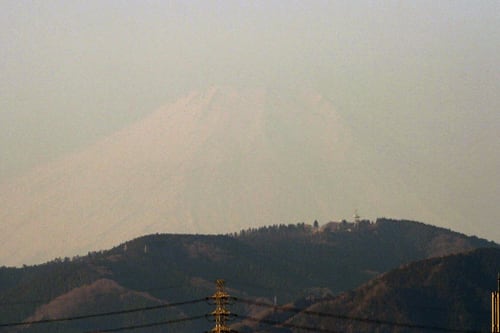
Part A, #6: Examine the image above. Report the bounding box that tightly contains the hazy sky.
[1,1,499,240]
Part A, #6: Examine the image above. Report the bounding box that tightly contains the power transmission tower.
[493,273,500,333]
[209,279,233,333]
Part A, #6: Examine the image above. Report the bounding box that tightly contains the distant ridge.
[0,219,496,332]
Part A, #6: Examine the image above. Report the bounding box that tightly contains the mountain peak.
[0,86,354,266]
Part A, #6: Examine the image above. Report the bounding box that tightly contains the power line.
[0,291,491,333]
[0,283,186,308]
[83,314,206,333]
[0,299,47,306]
[236,314,341,333]
[234,297,485,333]
[0,297,207,328]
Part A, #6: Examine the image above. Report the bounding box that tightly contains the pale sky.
[1,1,499,241]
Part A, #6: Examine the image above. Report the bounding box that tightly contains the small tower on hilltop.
[353,210,361,223]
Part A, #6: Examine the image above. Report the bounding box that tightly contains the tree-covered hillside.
[280,247,500,333]
[0,218,496,332]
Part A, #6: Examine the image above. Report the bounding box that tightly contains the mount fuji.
[0,86,422,266]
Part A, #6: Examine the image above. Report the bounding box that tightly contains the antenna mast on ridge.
[353,209,361,223]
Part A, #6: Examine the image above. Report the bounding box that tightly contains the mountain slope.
[280,247,500,333]
[0,87,357,266]
[0,220,496,332]
[13,279,175,333]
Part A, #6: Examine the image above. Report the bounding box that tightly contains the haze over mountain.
[0,87,353,266]
[0,86,498,267]
[1,2,499,265]
[1,84,499,267]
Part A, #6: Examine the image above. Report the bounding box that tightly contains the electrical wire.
[0,292,491,333]
[0,299,47,306]
[236,314,342,333]
[234,297,485,333]
[82,314,206,333]
[0,283,186,307]
[0,297,207,328]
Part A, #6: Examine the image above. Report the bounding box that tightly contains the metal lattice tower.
[210,279,232,333]
[493,273,500,333]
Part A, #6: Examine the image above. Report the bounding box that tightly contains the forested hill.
[0,218,497,333]
[265,247,500,333]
